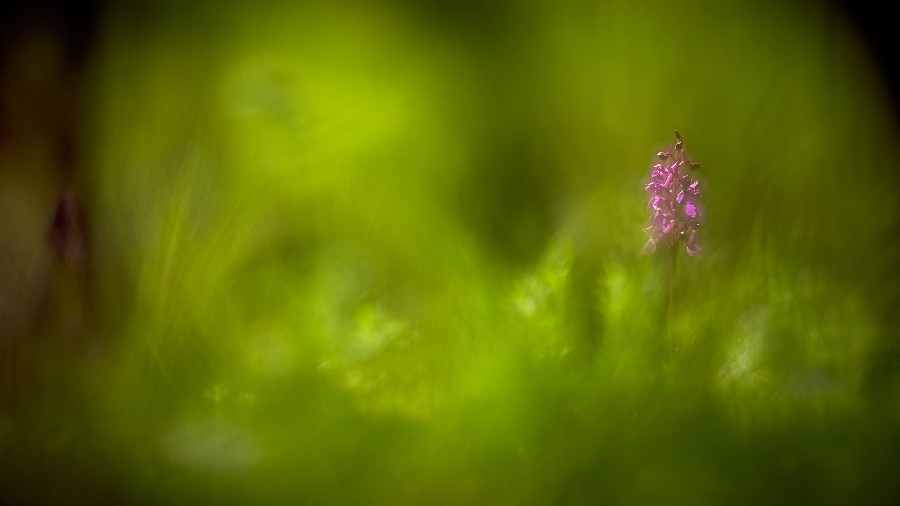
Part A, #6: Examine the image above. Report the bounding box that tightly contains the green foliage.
[3,0,900,504]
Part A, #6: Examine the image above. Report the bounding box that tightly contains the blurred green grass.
[2,0,900,504]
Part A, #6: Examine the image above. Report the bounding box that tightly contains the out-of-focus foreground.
[2,0,900,504]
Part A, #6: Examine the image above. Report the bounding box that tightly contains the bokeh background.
[2,0,900,504]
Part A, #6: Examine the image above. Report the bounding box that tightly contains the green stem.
[668,142,681,357]
[669,243,677,356]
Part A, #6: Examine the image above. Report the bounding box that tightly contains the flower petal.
[686,233,700,256]
[653,212,665,227]
[648,194,665,210]
[685,201,697,218]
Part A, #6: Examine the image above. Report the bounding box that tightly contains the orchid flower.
[642,130,703,256]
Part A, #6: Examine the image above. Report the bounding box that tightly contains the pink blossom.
[642,130,703,256]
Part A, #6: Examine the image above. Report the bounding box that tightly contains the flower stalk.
[669,242,676,354]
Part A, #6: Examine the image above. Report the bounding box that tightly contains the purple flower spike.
[642,130,704,256]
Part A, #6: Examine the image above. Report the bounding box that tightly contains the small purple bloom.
[642,130,704,256]
[684,201,697,218]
